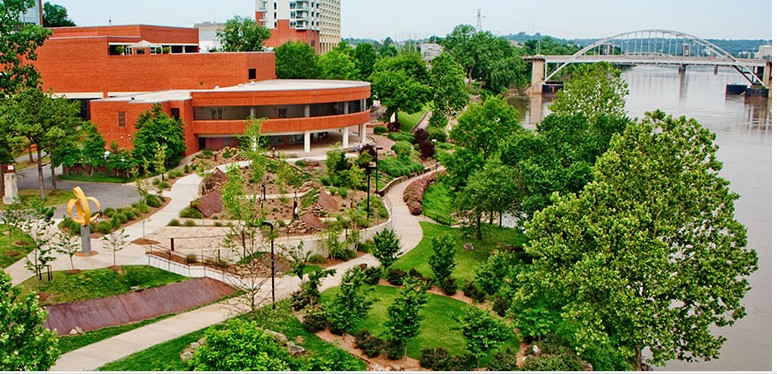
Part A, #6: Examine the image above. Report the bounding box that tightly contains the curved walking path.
[50,169,431,371]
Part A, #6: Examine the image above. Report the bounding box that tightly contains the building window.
[171,108,181,120]
[278,108,287,118]
[118,112,126,127]
[248,68,257,80]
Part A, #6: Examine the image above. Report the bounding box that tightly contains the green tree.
[216,16,271,52]
[428,235,455,285]
[450,96,522,161]
[454,157,520,239]
[377,37,398,58]
[0,0,52,95]
[456,308,511,367]
[326,267,374,334]
[475,251,511,295]
[238,116,269,184]
[441,24,477,86]
[1,87,81,198]
[190,319,298,371]
[353,42,377,81]
[317,50,357,80]
[430,52,469,118]
[153,143,167,177]
[102,228,128,267]
[371,68,430,125]
[549,62,629,118]
[499,113,630,217]
[0,271,59,370]
[42,2,75,27]
[132,104,185,173]
[383,276,429,357]
[372,228,400,269]
[275,41,319,79]
[513,111,759,369]
[52,230,79,271]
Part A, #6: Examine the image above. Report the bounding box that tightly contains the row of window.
[193,100,366,121]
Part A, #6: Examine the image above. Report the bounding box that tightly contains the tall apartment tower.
[21,0,43,25]
[255,0,340,54]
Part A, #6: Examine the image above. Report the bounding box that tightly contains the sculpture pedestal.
[3,172,18,205]
[81,225,92,255]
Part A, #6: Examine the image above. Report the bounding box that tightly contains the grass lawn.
[0,224,34,268]
[397,107,429,133]
[98,301,366,371]
[422,182,456,224]
[58,174,133,184]
[321,285,520,360]
[18,265,188,305]
[58,314,174,354]
[391,222,526,285]
[0,189,74,208]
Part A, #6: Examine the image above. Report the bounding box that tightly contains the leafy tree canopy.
[317,50,358,80]
[132,104,185,172]
[513,111,759,369]
[42,2,75,27]
[217,16,271,52]
[275,41,319,79]
[430,52,469,117]
[0,271,60,370]
[450,96,522,161]
[0,0,52,95]
[353,43,377,81]
[549,62,629,118]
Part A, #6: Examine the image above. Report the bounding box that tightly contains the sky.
[52,0,772,41]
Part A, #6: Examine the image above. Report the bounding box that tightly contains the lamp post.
[374,146,383,194]
[366,164,376,219]
[261,220,275,309]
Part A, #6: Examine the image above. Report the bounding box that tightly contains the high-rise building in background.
[255,0,340,54]
[21,0,43,25]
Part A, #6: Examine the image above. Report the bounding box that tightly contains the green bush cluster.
[378,157,424,178]
[180,207,204,219]
[168,219,181,226]
[420,347,453,371]
[354,329,384,358]
[387,131,414,143]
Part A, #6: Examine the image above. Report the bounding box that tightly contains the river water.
[512,65,772,371]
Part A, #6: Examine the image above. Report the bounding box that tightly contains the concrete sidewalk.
[49,169,433,371]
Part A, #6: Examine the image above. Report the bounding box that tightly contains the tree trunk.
[36,147,45,200]
[475,212,482,240]
[468,68,474,91]
[635,347,643,371]
[1,167,5,200]
[50,152,57,190]
[28,147,33,162]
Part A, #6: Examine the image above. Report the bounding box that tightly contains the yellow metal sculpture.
[67,187,101,225]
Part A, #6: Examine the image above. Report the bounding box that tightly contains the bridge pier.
[526,56,546,95]
[714,66,718,75]
[678,64,686,74]
[764,61,771,98]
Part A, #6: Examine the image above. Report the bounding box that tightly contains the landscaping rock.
[287,342,306,356]
[390,364,402,371]
[264,329,288,346]
[371,363,386,371]
[180,338,206,362]
[464,243,474,251]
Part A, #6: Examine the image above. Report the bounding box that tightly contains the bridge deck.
[538,55,768,67]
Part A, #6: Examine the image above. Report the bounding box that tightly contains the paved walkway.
[49,169,433,371]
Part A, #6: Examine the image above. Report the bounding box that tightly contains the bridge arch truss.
[544,29,766,86]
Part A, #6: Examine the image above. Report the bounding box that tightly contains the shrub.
[123,210,137,221]
[186,254,198,264]
[295,159,308,168]
[363,266,381,286]
[487,348,518,371]
[198,149,213,159]
[418,139,435,160]
[59,217,81,236]
[462,281,486,303]
[492,296,510,317]
[373,126,388,135]
[109,216,121,230]
[428,127,448,143]
[319,176,331,186]
[387,131,414,143]
[386,268,407,286]
[103,207,117,217]
[168,219,181,226]
[151,178,160,186]
[450,354,477,371]
[133,201,150,214]
[420,347,453,371]
[441,276,458,296]
[180,207,204,219]
[184,219,196,227]
[378,157,424,178]
[384,339,404,360]
[403,171,443,215]
[158,181,170,189]
[428,111,448,129]
[146,194,163,208]
[117,213,129,224]
[96,221,113,234]
[354,329,384,358]
[309,254,326,264]
[213,221,223,227]
[337,186,348,198]
[302,307,328,333]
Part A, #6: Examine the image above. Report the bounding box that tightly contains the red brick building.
[32,25,370,155]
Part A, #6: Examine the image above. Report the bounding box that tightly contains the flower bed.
[403,171,444,215]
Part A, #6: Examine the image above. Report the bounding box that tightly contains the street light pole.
[261,221,275,309]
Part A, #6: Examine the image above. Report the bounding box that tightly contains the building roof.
[94,80,370,103]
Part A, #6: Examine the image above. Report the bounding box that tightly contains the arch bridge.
[526,29,771,95]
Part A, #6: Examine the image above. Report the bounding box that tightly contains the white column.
[304,105,310,118]
[304,131,311,153]
[360,123,367,144]
[342,127,349,148]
